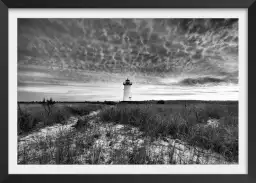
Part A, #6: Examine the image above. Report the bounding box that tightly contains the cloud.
[17,18,239,101]
[18,19,238,78]
[178,77,227,86]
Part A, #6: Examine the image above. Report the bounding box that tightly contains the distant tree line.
[18,99,238,105]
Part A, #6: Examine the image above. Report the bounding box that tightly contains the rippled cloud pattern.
[18,19,238,101]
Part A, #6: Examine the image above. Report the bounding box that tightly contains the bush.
[41,98,56,116]
[157,100,165,104]
[18,110,39,133]
[104,101,117,105]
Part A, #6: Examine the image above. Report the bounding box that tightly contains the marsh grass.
[18,103,104,134]
[18,102,238,164]
[98,103,238,162]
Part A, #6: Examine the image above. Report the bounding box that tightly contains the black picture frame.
[0,0,254,182]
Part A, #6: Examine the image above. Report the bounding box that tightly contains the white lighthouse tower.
[123,78,132,101]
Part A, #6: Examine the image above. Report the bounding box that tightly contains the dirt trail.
[18,110,101,147]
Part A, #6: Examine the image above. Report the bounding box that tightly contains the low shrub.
[104,101,117,105]
[157,100,165,104]
[18,110,39,133]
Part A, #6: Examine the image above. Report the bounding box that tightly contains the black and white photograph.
[9,7,248,174]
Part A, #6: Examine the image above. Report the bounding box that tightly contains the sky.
[18,18,239,101]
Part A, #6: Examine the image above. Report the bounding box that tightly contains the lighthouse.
[123,78,132,101]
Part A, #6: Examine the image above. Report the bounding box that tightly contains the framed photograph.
[0,0,254,182]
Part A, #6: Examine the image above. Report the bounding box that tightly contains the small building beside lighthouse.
[123,78,132,101]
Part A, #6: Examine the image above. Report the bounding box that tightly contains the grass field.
[18,103,105,133]
[17,101,238,164]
